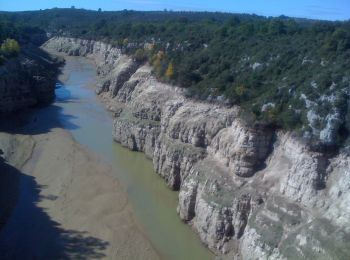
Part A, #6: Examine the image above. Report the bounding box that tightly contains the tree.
[152,51,165,77]
[165,62,174,79]
[226,17,240,27]
[94,19,107,31]
[235,84,246,97]
[152,54,162,77]
[122,38,129,46]
[268,20,286,35]
[133,48,147,62]
[1,39,20,56]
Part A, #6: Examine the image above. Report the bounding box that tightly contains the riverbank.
[0,121,159,259]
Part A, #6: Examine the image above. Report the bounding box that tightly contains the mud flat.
[0,124,159,259]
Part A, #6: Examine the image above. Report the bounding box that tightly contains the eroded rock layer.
[44,37,350,259]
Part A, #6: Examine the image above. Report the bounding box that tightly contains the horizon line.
[0,7,349,22]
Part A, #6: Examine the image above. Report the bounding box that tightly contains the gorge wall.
[43,37,350,259]
[0,47,61,114]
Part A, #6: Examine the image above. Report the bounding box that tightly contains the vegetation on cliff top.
[0,16,48,64]
[0,18,62,114]
[1,9,349,148]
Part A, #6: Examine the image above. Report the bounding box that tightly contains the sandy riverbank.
[0,124,160,259]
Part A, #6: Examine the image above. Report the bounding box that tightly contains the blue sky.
[0,0,349,21]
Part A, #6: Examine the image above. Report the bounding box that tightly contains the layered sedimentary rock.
[0,48,61,114]
[44,37,350,259]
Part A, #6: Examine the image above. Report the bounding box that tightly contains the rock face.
[0,48,61,114]
[44,37,350,259]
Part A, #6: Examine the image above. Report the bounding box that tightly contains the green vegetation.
[0,38,20,56]
[0,15,47,64]
[1,9,349,147]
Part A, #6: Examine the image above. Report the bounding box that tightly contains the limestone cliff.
[44,37,350,259]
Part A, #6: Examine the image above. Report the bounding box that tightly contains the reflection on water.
[56,57,212,260]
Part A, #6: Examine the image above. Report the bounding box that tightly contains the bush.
[133,48,147,62]
[0,39,20,57]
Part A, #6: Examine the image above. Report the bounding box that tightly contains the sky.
[0,0,349,21]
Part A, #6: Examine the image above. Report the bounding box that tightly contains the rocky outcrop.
[44,37,350,259]
[0,47,61,114]
[208,121,273,177]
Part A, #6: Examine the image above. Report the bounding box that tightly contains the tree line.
[1,9,349,147]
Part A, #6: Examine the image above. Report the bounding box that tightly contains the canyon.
[13,36,348,259]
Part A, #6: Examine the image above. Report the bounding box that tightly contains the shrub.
[0,39,20,57]
[133,48,147,62]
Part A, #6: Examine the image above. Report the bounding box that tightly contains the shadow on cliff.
[0,157,109,259]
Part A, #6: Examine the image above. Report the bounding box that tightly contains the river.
[53,56,212,259]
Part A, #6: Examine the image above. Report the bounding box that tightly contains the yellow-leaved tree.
[152,51,164,77]
[1,39,20,56]
[165,62,174,79]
